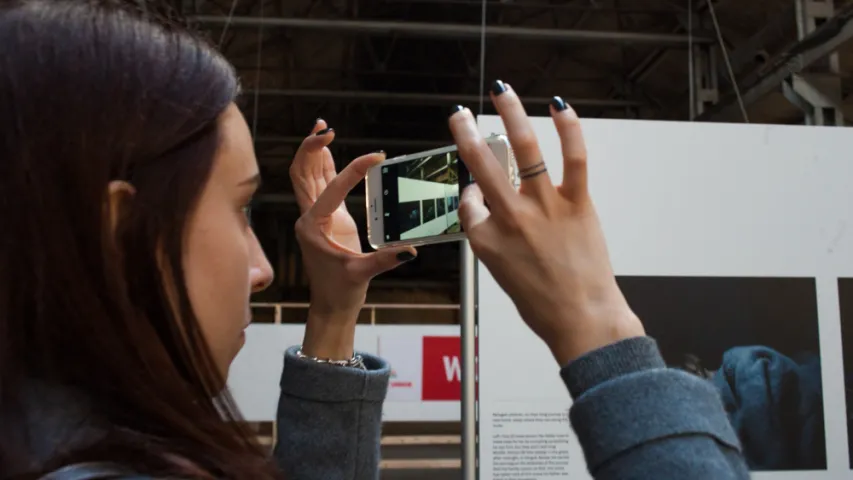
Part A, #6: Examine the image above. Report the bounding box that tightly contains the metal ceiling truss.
[194,0,700,133]
[789,0,845,126]
[192,15,714,46]
[242,88,643,108]
[696,0,853,123]
[228,4,663,156]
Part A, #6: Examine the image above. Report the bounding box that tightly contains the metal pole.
[243,88,644,108]
[192,15,714,46]
[461,241,477,480]
[462,2,487,473]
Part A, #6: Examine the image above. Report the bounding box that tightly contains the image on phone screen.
[381,150,472,243]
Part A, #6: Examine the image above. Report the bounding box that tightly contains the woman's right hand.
[448,81,645,366]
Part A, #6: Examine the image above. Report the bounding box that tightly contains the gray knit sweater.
[22,336,748,478]
[274,337,750,479]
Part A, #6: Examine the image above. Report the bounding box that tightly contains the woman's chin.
[232,331,247,362]
[220,332,247,384]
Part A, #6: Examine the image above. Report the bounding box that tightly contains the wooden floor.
[381,434,461,479]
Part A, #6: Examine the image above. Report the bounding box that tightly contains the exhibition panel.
[474,115,853,479]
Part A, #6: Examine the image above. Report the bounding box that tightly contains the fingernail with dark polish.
[374,150,385,154]
[450,105,465,116]
[315,127,333,136]
[491,80,507,96]
[397,251,416,262]
[550,96,568,112]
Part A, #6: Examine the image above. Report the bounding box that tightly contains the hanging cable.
[706,0,749,123]
[251,0,265,139]
[688,0,694,120]
[477,0,487,115]
[136,0,149,19]
[218,0,241,48]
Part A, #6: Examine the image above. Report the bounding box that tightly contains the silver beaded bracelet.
[296,348,367,370]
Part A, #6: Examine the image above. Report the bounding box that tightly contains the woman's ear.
[106,180,137,235]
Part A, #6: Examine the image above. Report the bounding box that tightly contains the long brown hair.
[0,1,279,477]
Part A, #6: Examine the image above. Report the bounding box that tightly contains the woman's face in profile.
[182,103,274,376]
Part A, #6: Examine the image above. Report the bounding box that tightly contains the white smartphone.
[366,134,516,249]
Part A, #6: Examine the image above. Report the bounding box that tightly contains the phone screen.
[381,149,472,243]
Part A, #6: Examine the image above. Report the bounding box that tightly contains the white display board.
[228,324,461,422]
[476,115,853,479]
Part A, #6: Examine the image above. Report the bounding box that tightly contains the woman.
[1,1,748,479]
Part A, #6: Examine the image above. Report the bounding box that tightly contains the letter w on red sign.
[421,336,461,401]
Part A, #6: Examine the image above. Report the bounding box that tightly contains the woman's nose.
[250,256,274,293]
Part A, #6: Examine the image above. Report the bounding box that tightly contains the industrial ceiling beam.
[243,88,643,108]
[379,0,683,16]
[256,193,365,206]
[192,15,714,46]
[602,0,725,106]
[696,2,853,122]
[719,4,795,83]
[255,136,445,149]
[625,0,719,84]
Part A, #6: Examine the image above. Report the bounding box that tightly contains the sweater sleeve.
[560,336,750,480]
[273,346,390,480]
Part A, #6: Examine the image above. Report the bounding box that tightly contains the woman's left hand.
[290,120,417,359]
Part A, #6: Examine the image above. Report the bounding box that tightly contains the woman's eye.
[241,203,252,225]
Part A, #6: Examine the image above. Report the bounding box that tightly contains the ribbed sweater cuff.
[560,336,666,399]
[279,346,390,403]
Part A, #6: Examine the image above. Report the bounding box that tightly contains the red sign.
[421,336,461,401]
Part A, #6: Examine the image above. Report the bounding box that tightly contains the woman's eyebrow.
[238,173,261,187]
